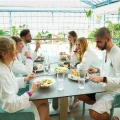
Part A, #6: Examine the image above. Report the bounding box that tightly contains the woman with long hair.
[0,36,50,120]
[69,37,100,109]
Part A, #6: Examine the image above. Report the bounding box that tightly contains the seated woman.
[69,37,100,109]
[0,36,50,120]
[60,31,77,59]
[10,36,33,77]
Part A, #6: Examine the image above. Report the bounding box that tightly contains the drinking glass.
[57,73,65,91]
[43,56,50,75]
[78,69,86,89]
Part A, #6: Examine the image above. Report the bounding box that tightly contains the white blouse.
[0,62,39,120]
[10,53,33,77]
[99,45,120,93]
[77,46,100,70]
[21,41,38,61]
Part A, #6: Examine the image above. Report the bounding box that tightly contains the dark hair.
[20,29,30,38]
[94,27,111,38]
[68,31,77,38]
[11,36,22,44]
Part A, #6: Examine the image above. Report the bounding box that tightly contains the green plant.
[19,24,28,31]
[12,26,19,36]
[57,32,64,38]
[0,29,10,36]
[84,9,93,34]
[47,33,52,38]
[88,28,98,38]
[35,32,41,39]
[106,20,120,38]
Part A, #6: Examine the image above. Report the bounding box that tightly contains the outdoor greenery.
[0,29,10,36]
[84,9,93,34]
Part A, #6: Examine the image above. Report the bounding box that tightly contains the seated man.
[77,27,120,120]
[20,29,40,61]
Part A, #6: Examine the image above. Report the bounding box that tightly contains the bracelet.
[27,57,32,60]
[26,91,32,97]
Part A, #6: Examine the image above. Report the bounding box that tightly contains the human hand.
[29,81,41,94]
[89,76,103,83]
[24,51,31,57]
[35,41,40,52]
[87,68,98,74]
[24,73,36,81]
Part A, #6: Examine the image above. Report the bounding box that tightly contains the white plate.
[34,77,56,87]
[68,74,79,81]
[33,64,44,72]
[51,67,68,73]
[68,74,88,82]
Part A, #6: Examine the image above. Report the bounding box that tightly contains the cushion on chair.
[0,108,35,120]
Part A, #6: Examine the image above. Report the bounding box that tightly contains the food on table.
[36,56,44,61]
[39,64,43,69]
[59,62,64,66]
[59,52,66,55]
[41,79,53,86]
[64,62,70,68]
[71,69,79,77]
[54,67,68,73]
[33,66,38,70]
[33,64,43,71]
[60,54,67,59]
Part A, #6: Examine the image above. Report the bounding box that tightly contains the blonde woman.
[60,31,77,59]
[70,37,100,109]
[0,37,50,120]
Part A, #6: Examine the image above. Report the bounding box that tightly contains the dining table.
[30,59,105,120]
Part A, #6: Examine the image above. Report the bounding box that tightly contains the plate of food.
[51,67,68,73]
[59,54,67,60]
[68,69,88,82]
[58,61,70,68]
[34,77,56,87]
[33,64,44,72]
[35,56,44,62]
[68,69,79,81]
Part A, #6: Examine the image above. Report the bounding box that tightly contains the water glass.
[57,73,65,91]
[78,70,86,89]
[43,62,50,75]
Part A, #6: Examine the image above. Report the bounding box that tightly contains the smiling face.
[16,41,24,53]
[68,34,75,43]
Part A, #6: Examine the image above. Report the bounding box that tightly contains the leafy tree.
[84,9,93,34]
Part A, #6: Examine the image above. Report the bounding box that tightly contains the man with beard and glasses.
[76,27,120,120]
[20,29,40,61]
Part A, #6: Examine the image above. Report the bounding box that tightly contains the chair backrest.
[112,93,120,108]
[0,108,35,120]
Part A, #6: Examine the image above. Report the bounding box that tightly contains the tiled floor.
[49,97,120,120]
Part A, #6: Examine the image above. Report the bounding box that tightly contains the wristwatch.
[103,77,107,83]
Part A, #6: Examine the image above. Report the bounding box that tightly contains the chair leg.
[110,107,114,120]
[82,102,85,115]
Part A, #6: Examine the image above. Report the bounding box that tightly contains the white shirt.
[21,41,38,61]
[0,62,30,112]
[10,53,33,77]
[77,46,100,70]
[99,45,120,93]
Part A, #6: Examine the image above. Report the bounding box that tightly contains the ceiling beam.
[81,0,95,8]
